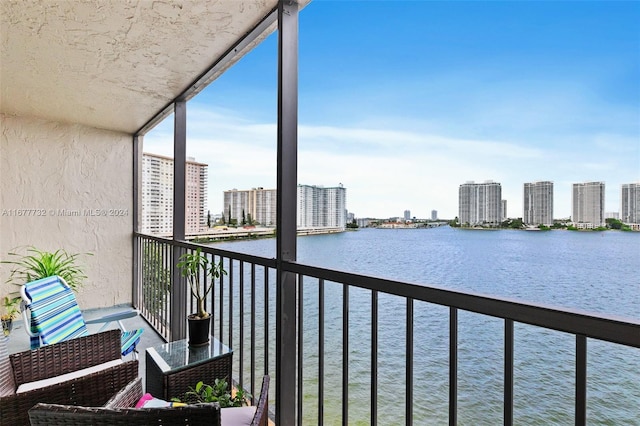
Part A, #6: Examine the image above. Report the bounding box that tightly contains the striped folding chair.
[20,275,143,358]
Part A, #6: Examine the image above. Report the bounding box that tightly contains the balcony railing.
[134,233,640,425]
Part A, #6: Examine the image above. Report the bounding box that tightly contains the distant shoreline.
[186,226,347,243]
[183,222,637,243]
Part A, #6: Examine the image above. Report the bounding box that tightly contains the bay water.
[215,227,640,425]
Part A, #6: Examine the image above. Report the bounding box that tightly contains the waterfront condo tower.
[297,184,347,229]
[223,187,277,226]
[458,181,502,226]
[621,183,640,224]
[523,181,554,226]
[141,153,208,235]
[572,182,605,227]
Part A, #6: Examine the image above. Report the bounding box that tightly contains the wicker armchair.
[28,377,222,425]
[250,375,270,426]
[28,375,269,426]
[0,329,138,425]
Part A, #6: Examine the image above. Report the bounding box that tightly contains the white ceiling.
[1,0,307,135]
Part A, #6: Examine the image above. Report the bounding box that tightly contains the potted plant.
[175,378,246,407]
[1,295,20,336]
[177,247,226,346]
[2,246,90,291]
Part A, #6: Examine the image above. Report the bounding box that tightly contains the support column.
[171,101,187,341]
[276,0,299,424]
[132,135,142,308]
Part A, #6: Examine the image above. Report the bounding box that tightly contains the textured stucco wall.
[1,0,280,134]
[0,114,133,309]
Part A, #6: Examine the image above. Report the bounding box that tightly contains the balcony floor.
[6,304,165,389]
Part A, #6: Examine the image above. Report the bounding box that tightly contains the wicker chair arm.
[29,401,222,426]
[104,377,143,408]
[9,329,122,384]
[251,375,270,426]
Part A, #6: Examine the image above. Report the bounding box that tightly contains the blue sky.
[145,0,640,220]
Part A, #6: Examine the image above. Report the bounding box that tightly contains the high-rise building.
[502,200,507,221]
[186,158,208,234]
[141,153,207,235]
[223,187,277,226]
[297,184,347,229]
[572,182,605,227]
[621,183,639,224]
[431,210,437,220]
[458,181,502,226]
[404,210,411,221]
[523,181,554,226]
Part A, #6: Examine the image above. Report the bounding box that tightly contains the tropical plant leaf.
[2,246,91,291]
[176,247,227,318]
[174,377,245,408]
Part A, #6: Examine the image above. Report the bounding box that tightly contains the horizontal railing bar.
[283,261,640,349]
[134,233,277,268]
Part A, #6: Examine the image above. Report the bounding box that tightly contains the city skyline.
[140,152,639,223]
[144,1,639,219]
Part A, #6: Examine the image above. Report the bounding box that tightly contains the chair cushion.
[134,394,187,408]
[221,406,257,425]
[0,336,16,396]
[16,359,123,393]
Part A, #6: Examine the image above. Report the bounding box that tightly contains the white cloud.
[143,104,638,220]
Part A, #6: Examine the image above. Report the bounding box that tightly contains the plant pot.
[2,318,13,337]
[187,314,211,346]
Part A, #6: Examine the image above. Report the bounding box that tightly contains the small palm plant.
[176,247,226,319]
[2,246,90,291]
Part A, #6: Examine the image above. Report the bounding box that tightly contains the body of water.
[216,227,640,425]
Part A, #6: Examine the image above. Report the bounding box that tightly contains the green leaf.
[2,246,90,291]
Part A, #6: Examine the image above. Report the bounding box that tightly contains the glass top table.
[145,337,233,399]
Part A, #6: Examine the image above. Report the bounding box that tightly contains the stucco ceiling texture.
[1,0,282,135]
